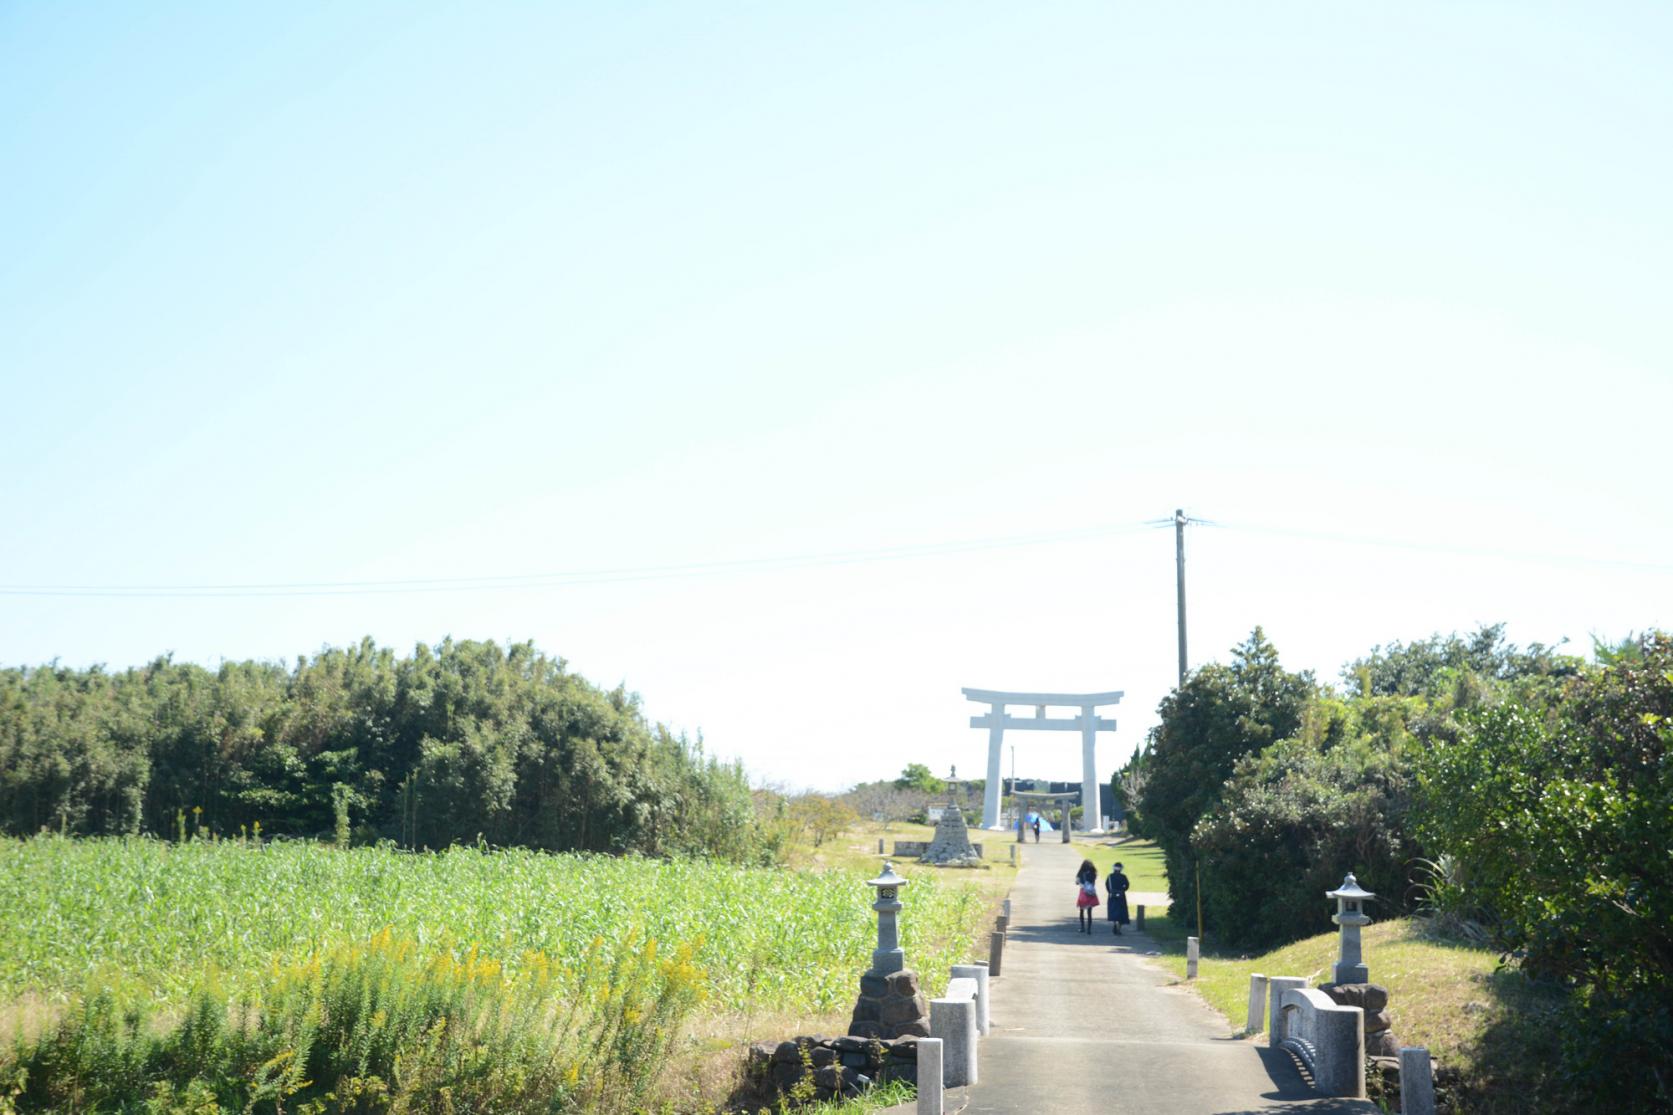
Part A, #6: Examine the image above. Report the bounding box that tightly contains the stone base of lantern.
[848,969,930,1039]
[1331,961,1369,985]
[745,1033,925,1105]
[1321,982,1399,1055]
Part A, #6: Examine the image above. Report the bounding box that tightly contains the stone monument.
[920,767,982,867]
[849,862,930,1039]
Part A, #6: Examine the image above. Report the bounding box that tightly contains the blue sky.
[3,3,1670,791]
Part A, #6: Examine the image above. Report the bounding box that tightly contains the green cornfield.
[0,836,988,1016]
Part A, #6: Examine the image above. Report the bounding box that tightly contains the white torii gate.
[963,688,1124,833]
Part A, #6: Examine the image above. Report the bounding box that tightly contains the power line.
[1217,520,1673,574]
[0,522,1155,599]
[3,515,1668,600]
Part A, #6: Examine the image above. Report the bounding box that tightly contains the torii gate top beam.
[961,688,1124,708]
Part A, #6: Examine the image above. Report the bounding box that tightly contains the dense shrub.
[1162,626,1580,947]
[1190,700,1422,950]
[1415,635,1673,1109]
[0,639,759,861]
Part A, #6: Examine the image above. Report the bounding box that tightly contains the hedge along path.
[0,837,988,1014]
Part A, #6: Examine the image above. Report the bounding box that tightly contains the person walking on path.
[1032,813,1041,842]
[1105,861,1132,935]
[1074,858,1100,933]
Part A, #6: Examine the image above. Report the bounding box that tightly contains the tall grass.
[0,836,985,1016]
[2,928,705,1113]
[0,837,990,1110]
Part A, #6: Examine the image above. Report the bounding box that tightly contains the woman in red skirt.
[1074,858,1100,932]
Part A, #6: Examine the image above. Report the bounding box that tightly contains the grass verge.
[1143,916,1570,1114]
[1095,837,1167,894]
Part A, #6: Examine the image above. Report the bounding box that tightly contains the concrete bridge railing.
[1272,986,1364,1098]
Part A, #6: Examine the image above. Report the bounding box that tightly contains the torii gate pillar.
[1079,705,1099,835]
[982,718,1005,828]
[964,689,1124,833]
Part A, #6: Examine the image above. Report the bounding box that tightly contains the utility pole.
[1174,508,1189,686]
[1150,508,1210,688]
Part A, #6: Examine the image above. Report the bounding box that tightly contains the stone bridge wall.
[1276,987,1364,1098]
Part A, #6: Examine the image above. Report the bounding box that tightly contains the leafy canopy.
[1415,634,1673,1108]
[1138,627,1315,918]
[0,638,761,861]
[894,763,945,795]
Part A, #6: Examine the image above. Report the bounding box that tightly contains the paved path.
[962,839,1375,1115]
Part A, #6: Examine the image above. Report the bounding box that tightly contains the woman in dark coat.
[1074,858,1100,933]
[1105,861,1131,935]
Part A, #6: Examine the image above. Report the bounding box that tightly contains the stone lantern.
[1327,873,1375,984]
[866,861,909,975]
[850,862,930,1039]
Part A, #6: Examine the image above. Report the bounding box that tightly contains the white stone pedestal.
[951,963,989,1034]
[929,996,977,1087]
[1400,1047,1436,1115]
[1247,973,1268,1033]
[917,1038,944,1114]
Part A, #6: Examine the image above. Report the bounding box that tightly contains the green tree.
[894,763,944,795]
[0,638,764,862]
[1139,627,1314,924]
[1415,634,1673,1107]
[1343,623,1577,699]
